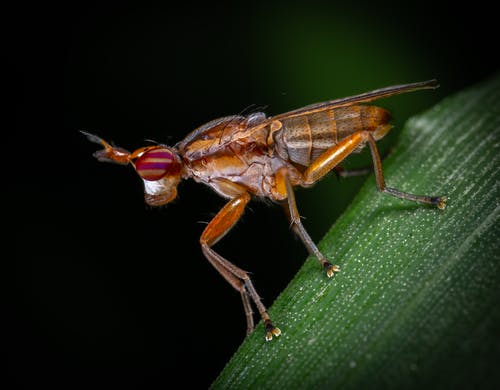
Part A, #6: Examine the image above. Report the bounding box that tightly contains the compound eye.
[135,148,177,181]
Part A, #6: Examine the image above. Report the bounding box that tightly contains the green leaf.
[212,74,500,389]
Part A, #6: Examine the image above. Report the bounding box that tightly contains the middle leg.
[277,169,340,278]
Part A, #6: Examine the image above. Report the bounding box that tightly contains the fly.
[81,80,446,341]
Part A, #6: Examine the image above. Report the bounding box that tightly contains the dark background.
[9,1,497,388]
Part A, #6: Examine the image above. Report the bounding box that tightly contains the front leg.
[200,191,281,341]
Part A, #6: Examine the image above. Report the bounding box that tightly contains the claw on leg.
[435,196,447,210]
[324,262,340,278]
[265,320,282,342]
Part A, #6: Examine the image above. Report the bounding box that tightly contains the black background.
[9,1,497,388]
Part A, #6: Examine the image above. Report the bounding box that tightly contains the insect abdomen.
[281,105,390,166]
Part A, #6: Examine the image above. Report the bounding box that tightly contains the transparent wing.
[259,80,438,125]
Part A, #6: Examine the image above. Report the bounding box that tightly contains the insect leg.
[301,130,446,209]
[199,192,281,341]
[302,131,371,185]
[200,246,254,334]
[279,170,340,278]
[366,134,447,209]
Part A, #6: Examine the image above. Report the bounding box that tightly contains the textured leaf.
[212,74,500,389]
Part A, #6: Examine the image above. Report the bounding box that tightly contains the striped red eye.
[135,148,176,181]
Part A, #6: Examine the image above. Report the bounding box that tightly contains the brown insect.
[82,80,446,341]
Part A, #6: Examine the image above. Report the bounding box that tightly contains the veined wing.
[253,80,438,127]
